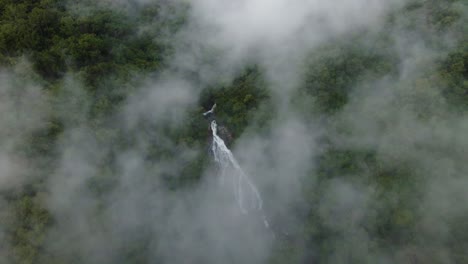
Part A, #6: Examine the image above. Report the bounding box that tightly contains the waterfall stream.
[210,120,269,227]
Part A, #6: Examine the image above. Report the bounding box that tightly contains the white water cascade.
[210,120,269,227]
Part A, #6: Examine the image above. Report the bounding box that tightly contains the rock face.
[203,104,233,146]
[217,124,233,145]
[207,122,233,146]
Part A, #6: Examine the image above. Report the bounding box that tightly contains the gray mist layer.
[0,0,466,264]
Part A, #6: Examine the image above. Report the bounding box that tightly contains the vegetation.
[0,0,466,263]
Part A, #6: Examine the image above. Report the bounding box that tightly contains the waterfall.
[210,120,269,227]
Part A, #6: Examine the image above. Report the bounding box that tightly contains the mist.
[0,0,467,263]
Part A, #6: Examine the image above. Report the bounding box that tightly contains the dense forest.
[0,0,467,263]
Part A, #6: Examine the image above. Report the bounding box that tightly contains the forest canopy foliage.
[0,0,467,263]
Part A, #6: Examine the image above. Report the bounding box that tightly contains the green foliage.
[0,0,466,263]
[439,44,468,111]
[0,0,174,83]
[5,195,52,264]
[301,36,397,114]
[200,67,271,137]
